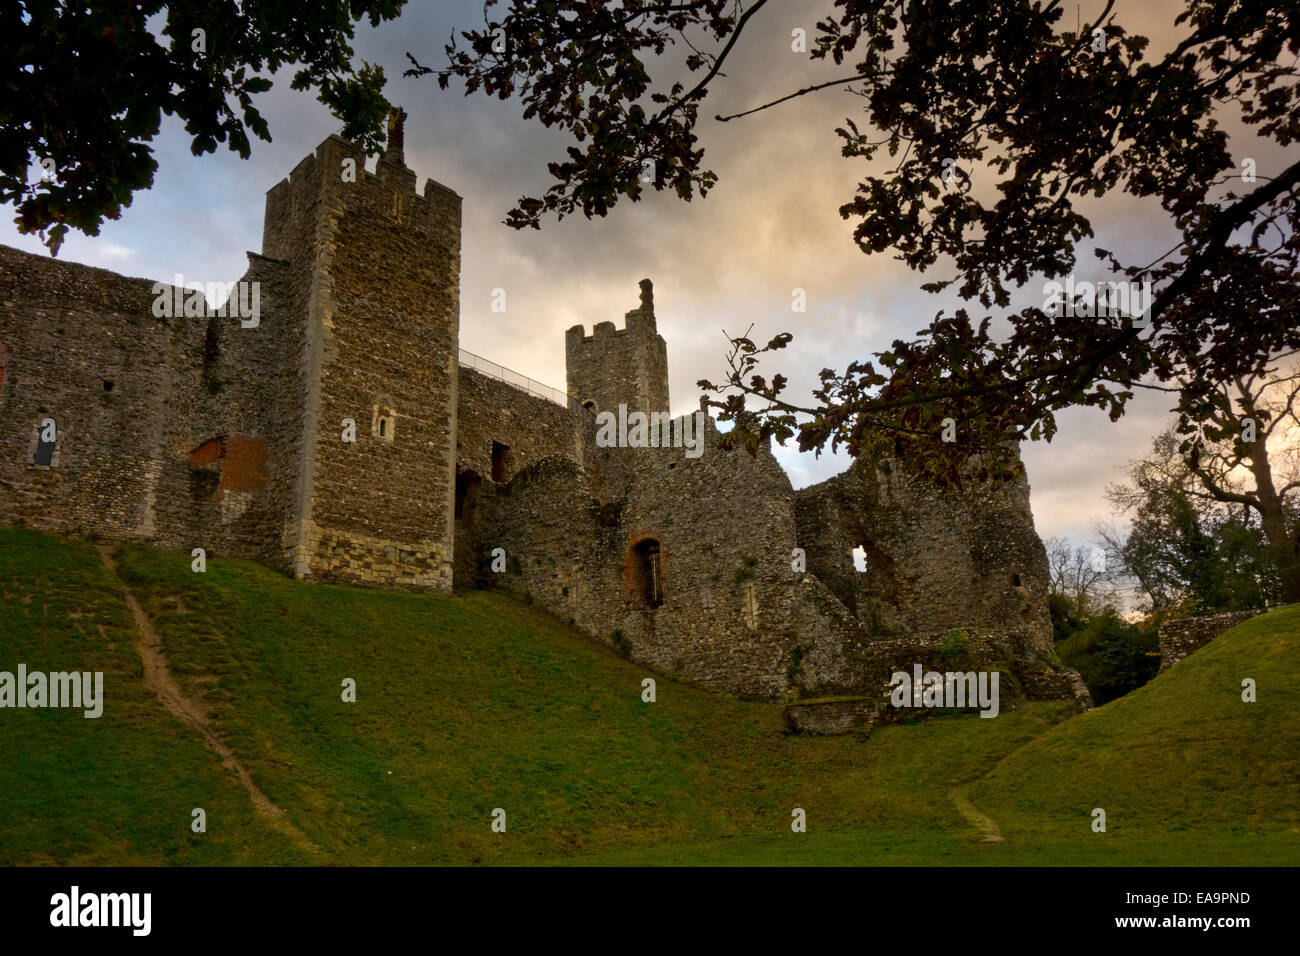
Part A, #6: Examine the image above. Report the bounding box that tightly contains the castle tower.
[565,278,670,415]
[262,109,462,591]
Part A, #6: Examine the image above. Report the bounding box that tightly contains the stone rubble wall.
[453,367,591,587]
[793,455,1056,665]
[0,128,1086,705]
[784,697,875,735]
[263,135,462,592]
[1158,608,1268,673]
[0,245,298,565]
[466,404,1087,703]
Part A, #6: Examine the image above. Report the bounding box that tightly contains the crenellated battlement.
[565,279,669,415]
[564,319,624,347]
[263,130,461,271]
[266,134,460,209]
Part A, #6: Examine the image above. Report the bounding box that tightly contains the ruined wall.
[466,395,1078,701]
[456,368,588,483]
[794,454,1054,663]
[598,425,807,698]
[474,415,876,699]
[263,135,462,591]
[0,246,295,562]
[565,278,669,416]
[1158,608,1268,672]
[470,455,613,628]
[453,367,590,586]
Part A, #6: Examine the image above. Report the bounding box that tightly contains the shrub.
[1057,611,1160,704]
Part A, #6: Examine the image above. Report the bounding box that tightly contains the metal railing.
[458,348,594,419]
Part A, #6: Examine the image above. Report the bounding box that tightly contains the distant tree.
[3,0,405,255]
[1047,593,1079,642]
[1043,535,1118,620]
[1097,429,1289,608]
[1056,610,1160,705]
[1102,379,1295,610]
[416,0,1300,486]
[1173,366,1300,602]
[1098,481,1224,612]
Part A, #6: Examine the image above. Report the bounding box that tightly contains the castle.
[0,119,1088,706]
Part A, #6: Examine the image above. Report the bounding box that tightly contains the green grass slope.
[1,526,1296,865]
[0,529,305,864]
[972,604,1300,863]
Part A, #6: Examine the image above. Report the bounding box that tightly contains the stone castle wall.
[0,131,466,592]
[262,135,462,592]
[453,366,591,586]
[465,401,1076,703]
[794,456,1055,663]
[0,246,297,564]
[1158,608,1268,673]
[0,127,1084,706]
[456,367,588,484]
[470,423,827,699]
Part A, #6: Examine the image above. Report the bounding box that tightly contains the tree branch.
[715,71,887,122]
[652,0,770,126]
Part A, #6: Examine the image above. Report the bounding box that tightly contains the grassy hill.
[0,526,1296,865]
[972,602,1300,863]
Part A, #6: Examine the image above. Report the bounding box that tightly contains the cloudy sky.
[5,0,1288,554]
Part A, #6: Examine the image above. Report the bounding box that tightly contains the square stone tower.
[565,278,669,414]
[262,112,462,591]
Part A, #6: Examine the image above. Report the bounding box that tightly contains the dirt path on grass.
[97,546,317,854]
[949,784,1005,844]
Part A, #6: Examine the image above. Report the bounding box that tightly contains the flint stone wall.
[1158,608,1268,673]
[266,136,462,592]
[0,127,1087,705]
[0,245,298,564]
[794,456,1055,664]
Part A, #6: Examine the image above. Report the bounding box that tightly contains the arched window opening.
[491,441,511,482]
[627,537,665,610]
[455,469,483,520]
[372,401,396,442]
